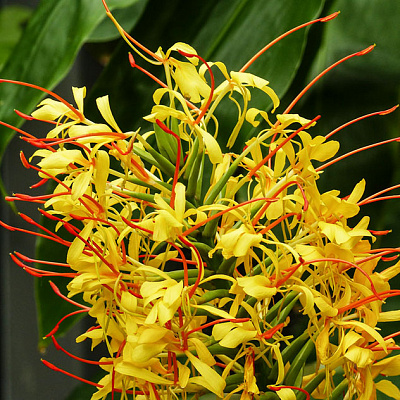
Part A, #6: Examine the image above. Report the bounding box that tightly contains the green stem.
[329,378,348,400]
[283,337,315,386]
[296,369,326,400]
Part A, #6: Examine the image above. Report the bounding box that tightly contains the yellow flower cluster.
[3,6,400,400]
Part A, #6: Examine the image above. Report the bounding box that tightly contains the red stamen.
[0,79,84,121]
[129,53,168,89]
[240,12,339,72]
[179,236,203,298]
[51,335,113,365]
[303,257,382,301]
[10,253,76,277]
[30,178,49,189]
[282,46,375,116]
[0,120,37,140]
[258,212,298,235]
[182,197,277,237]
[49,281,89,310]
[359,184,400,206]
[0,219,70,246]
[274,260,304,287]
[42,359,103,387]
[325,105,399,140]
[249,116,320,177]
[46,309,89,337]
[120,215,154,235]
[337,290,400,314]
[316,136,400,171]
[177,50,215,125]
[102,0,163,63]
[269,385,310,400]
[260,322,285,339]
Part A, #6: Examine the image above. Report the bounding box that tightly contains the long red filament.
[316,136,400,171]
[0,79,84,121]
[282,46,375,116]
[177,50,215,125]
[240,12,339,72]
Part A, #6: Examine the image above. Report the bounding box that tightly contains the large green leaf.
[0,0,146,157]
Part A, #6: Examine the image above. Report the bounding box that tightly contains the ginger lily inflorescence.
[2,3,400,400]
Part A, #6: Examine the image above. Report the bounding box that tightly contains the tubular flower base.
[3,5,400,400]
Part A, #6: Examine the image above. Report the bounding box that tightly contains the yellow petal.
[194,125,223,164]
[185,351,225,397]
[115,362,172,385]
[71,169,92,201]
[237,276,277,299]
[171,60,210,103]
[273,388,296,400]
[345,345,374,368]
[376,379,400,399]
[374,355,400,376]
[129,343,167,363]
[219,327,257,348]
[96,95,122,132]
[72,86,86,112]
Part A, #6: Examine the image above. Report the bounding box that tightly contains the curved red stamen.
[303,257,382,301]
[41,359,103,387]
[129,53,168,88]
[325,105,399,140]
[316,136,400,171]
[51,335,113,365]
[337,290,400,314]
[269,385,310,400]
[259,212,299,235]
[168,242,189,287]
[282,45,375,116]
[359,184,400,206]
[249,116,321,177]
[182,197,277,237]
[179,236,203,298]
[274,260,304,287]
[120,215,154,235]
[45,309,89,337]
[0,79,84,121]
[10,253,76,278]
[0,219,71,246]
[49,281,89,309]
[102,0,163,64]
[177,50,215,125]
[0,120,38,140]
[240,12,339,72]
[14,251,70,267]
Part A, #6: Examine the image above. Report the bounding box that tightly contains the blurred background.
[0,0,399,399]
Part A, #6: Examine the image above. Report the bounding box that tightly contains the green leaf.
[0,0,147,157]
[0,5,32,70]
[312,0,400,84]
[88,0,148,42]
